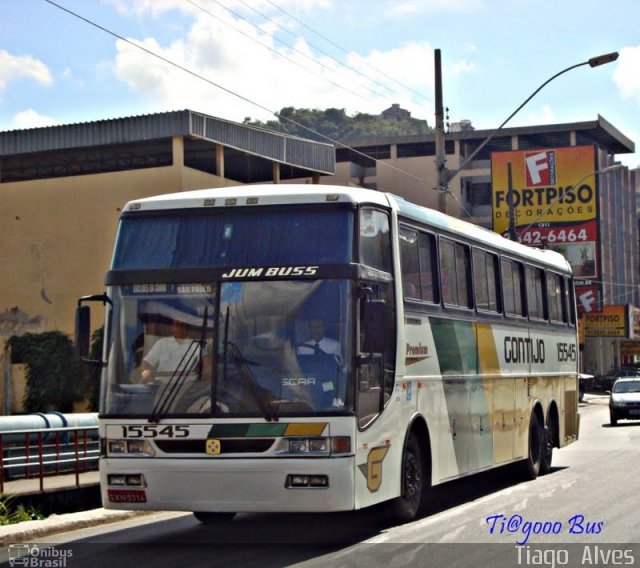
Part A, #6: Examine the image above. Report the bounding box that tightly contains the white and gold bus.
[77,184,579,523]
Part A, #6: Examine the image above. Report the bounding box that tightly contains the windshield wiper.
[148,341,200,422]
[225,340,278,422]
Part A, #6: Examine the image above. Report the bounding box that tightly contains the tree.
[244,106,432,142]
[8,332,89,413]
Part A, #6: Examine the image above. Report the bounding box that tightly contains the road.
[3,393,640,567]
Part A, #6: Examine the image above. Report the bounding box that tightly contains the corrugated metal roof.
[0,109,335,175]
[338,115,635,156]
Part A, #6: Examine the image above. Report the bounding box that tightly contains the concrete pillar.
[172,136,184,168]
[215,144,224,178]
[273,162,281,184]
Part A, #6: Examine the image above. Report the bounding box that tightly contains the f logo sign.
[579,290,597,313]
[525,150,556,186]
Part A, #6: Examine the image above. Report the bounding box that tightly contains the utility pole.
[431,49,617,218]
[507,162,518,241]
[434,49,447,214]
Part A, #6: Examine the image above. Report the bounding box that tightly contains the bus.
[76,184,579,523]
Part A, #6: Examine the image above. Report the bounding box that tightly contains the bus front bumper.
[101,456,356,513]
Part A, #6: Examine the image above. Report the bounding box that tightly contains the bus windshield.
[112,208,353,269]
[103,280,353,418]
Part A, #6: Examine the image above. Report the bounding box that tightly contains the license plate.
[629,409,640,416]
[108,489,147,503]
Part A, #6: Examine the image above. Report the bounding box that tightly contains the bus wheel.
[193,512,235,524]
[539,424,553,475]
[519,413,543,480]
[385,433,424,523]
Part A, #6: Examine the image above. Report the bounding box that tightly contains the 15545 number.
[121,425,190,438]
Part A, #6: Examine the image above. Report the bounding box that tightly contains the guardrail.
[0,425,99,493]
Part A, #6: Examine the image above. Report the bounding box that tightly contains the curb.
[0,509,155,545]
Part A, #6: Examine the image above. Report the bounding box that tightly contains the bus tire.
[519,412,543,480]
[539,424,553,475]
[193,512,235,524]
[385,432,424,523]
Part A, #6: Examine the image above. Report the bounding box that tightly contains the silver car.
[609,377,640,426]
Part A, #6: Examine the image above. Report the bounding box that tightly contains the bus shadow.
[73,464,568,567]
[418,462,566,517]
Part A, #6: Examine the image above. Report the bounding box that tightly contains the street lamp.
[435,51,619,213]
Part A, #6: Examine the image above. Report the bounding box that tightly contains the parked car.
[609,377,640,426]
[596,368,640,392]
[578,373,593,402]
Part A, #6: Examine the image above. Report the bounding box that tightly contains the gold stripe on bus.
[476,323,500,374]
[283,423,328,437]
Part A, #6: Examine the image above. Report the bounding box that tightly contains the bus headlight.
[108,440,127,454]
[107,439,155,457]
[108,473,147,487]
[126,440,155,455]
[276,437,350,456]
[289,439,308,453]
[285,474,329,488]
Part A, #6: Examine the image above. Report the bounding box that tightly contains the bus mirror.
[75,305,91,357]
[364,299,389,354]
[75,293,111,359]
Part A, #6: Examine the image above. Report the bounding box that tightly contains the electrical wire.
[185,0,391,102]
[43,0,458,202]
[262,0,431,103]
[196,0,400,101]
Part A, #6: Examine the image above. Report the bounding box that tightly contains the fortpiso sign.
[492,145,597,234]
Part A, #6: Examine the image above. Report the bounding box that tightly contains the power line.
[262,0,431,104]
[42,0,443,194]
[202,0,405,102]
[184,0,388,103]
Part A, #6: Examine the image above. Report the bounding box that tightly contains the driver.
[296,317,342,361]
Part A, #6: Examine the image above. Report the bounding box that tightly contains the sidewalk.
[0,507,159,545]
[0,471,153,545]
[3,471,99,496]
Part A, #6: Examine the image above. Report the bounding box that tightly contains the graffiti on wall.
[0,306,46,338]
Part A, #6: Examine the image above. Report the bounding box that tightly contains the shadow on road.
[62,462,564,567]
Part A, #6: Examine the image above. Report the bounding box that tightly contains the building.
[299,115,638,375]
[0,109,637,378]
[381,103,412,122]
[0,110,335,347]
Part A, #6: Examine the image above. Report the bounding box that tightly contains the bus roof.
[124,184,390,210]
[123,184,572,273]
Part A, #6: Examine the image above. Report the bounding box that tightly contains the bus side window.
[440,238,472,309]
[547,272,566,323]
[526,265,546,320]
[399,226,420,299]
[473,249,500,313]
[419,232,437,303]
[359,209,392,273]
[399,225,438,303]
[566,277,576,326]
[502,258,526,317]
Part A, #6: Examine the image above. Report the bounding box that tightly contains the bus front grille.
[154,438,275,454]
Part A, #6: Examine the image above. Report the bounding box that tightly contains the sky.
[1,0,639,168]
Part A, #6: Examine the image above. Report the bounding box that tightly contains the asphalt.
[0,392,610,546]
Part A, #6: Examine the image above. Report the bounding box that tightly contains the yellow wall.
[0,143,233,341]
[0,135,459,343]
